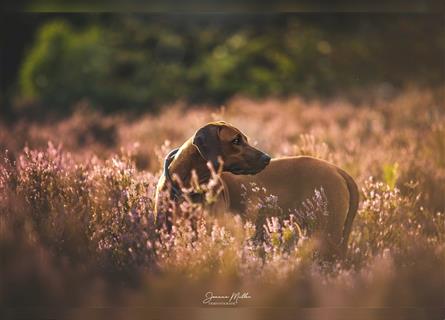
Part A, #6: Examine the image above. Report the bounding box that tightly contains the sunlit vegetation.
[0,88,444,318]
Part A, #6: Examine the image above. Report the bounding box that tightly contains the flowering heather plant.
[241,183,282,240]
[262,215,305,255]
[15,142,92,259]
[0,88,444,317]
[291,186,329,234]
[86,154,158,270]
[175,159,225,207]
[293,134,334,163]
[348,176,445,266]
[155,214,240,278]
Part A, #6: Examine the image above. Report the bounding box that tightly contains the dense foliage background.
[1,13,444,115]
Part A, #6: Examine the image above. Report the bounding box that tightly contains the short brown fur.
[154,121,359,257]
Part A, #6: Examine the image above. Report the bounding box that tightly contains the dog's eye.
[232,137,241,145]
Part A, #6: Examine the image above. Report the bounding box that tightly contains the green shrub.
[383,162,399,189]
[17,16,445,113]
[20,20,111,111]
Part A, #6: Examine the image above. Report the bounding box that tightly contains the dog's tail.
[338,169,359,254]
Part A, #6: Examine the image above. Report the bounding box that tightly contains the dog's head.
[192,121,271,175]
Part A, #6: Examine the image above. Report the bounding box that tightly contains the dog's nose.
[260,154,271,165]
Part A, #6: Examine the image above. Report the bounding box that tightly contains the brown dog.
[154,121,359,257]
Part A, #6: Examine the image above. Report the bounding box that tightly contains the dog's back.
[222,156,359,257]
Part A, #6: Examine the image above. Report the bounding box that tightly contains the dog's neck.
[167,138,211,188]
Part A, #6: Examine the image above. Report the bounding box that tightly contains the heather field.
[1,87,445,319]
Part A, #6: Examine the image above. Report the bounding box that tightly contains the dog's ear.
[192,124,221,167]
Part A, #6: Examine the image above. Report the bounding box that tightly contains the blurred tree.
[14,13,445,114]
[20,20,111,111]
